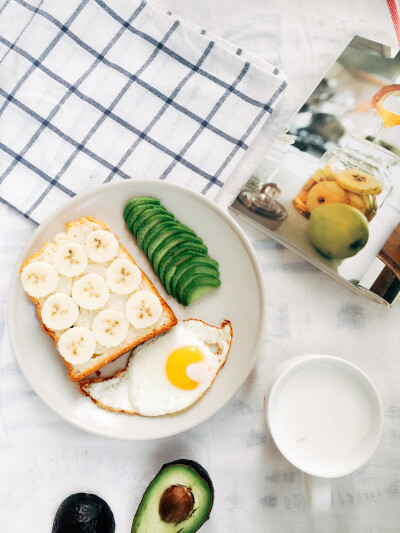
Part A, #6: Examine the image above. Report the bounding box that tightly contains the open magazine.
[230,36,400,306]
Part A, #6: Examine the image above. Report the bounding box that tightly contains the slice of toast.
[20,217,177,381]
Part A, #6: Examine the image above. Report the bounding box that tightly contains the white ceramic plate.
[8,181,265,440]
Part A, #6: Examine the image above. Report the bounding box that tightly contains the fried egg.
[79,319,232,416]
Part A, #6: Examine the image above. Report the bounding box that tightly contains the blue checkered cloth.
[0,0,287,223]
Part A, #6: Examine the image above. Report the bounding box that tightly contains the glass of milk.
[265,355,383,513]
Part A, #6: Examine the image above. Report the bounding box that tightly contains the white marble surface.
[1,1,400,531]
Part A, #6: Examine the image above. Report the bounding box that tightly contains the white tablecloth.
[1,1,400,531]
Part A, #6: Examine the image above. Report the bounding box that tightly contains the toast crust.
[78,319,233,416]
[20,217,177,381]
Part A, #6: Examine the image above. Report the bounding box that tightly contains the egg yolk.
[166,346,204,390]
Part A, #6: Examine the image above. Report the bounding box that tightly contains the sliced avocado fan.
[124,197,221,306]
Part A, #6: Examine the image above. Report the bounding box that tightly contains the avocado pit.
[159,485,195,524]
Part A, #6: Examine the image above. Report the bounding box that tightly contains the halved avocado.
[131,459,214,533]
[175,268,220,302]
[158,246,208,286]
[123,197,160,221]
[52,493,115,533]
[131,206,174,236]
[162,252,217,294]
[151,234,206,275]
[171,261,219,298]
[136,214,178,250]
[180,275,221,306]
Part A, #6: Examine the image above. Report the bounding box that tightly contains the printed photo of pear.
[309,204,369,259]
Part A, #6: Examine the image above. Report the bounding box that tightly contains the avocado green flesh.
[136,214,177,249]
[152,235,206,276]
[172,264,219,299]
[148,229,203,266]
[123,197,160,222]
[163,253,217,294]
[142,221,182,255]
[131,207,174,236]
[181,276,221,306]
[132,465,212,533]
[128,206,173,235]
[124,197,221,306]
[158,248,207,287]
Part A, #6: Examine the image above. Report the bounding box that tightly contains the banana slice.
[86,230,119,263]
[126,291,162,329]
[72,273,109,310]
[336,168,382,195]
[42,294,79,331]
[92,310,129,347]
[58,326,96,364]
[106,259,142,295]
[53,242,88,277]
[21,261,58,298]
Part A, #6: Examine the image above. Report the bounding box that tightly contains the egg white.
[79,319,232,416]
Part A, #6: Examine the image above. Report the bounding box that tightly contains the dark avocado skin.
[132,459,214,532]
[52,493,115,533]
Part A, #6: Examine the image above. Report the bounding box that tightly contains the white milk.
[274,361,377,469]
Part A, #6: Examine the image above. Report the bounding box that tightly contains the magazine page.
[230,36,400,305]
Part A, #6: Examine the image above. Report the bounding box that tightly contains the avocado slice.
[131,459,214,533]
[127,206,173,235]
[171,260,219,298]
[151,233,206,275]
[131,206,174,236]
[136,214,178,250]
[123,197,160,222]
[146,222,203,261]
[142,220,182,255]
[158,246,208,287]
[52,493,115,533]
[174,267,220,302]
[162,252,218,294]
[180,275,221,306]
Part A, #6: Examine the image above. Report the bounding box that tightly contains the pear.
[309,204,369,259]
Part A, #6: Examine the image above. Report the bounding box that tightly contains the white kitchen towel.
[0,0,286,223]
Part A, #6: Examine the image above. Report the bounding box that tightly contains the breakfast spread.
[19,217,177,381]
[52,493,115,533]
[131,459,214,533]
[20,209,232,416]
[79,319,232,416]
[124,197,221,306]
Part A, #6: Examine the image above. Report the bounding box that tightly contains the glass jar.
[293,136,397,221]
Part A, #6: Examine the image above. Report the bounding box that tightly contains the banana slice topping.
[53,242,88,277]
[86,230,119,263]
[42,294,79,331]
[126,290,162,329]
[72,273,109,310]
[106,259,142,295]
[21,261,58,298]
[58,326,96,364]
[92,310,129,347]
